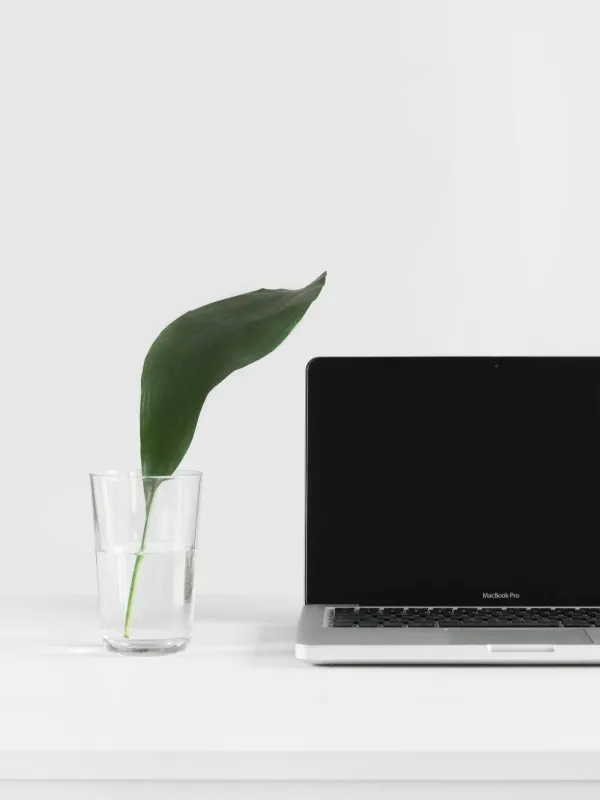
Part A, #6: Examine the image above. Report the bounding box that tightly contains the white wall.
[1,0,600,598]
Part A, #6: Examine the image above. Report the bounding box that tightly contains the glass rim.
[90,469,203,479]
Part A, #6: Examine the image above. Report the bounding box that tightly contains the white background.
[1,0,599,598]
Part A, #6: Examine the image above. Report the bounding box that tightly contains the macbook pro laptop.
[296,357,600,664]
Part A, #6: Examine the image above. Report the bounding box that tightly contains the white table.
[2,595,600,799]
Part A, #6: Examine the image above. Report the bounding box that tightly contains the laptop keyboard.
[330,607,600,628]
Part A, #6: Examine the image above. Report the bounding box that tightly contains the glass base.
[103,636,190,656]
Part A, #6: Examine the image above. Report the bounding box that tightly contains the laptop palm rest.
[448,629,592,645]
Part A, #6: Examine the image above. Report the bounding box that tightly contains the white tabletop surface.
[1,594,600,783]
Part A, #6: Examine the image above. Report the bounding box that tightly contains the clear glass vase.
[90,470,202,655]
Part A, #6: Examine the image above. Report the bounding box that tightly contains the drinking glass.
[90,470,202,655]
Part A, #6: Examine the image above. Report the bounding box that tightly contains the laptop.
[296,356,600,664]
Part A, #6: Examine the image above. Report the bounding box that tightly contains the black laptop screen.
[306,357,600,606]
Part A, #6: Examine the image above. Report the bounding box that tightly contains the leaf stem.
[123,484,157,639]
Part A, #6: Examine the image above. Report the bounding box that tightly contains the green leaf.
[140,272,327,476]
